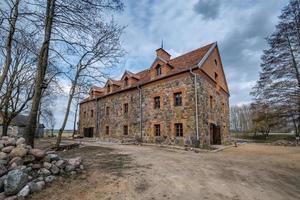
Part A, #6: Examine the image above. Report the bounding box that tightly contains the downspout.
[96,99,99,138]
[137,85,143,141]
[190,68,199,141]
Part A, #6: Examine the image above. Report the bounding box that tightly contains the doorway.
[83,127,94,137]
[210,123,221,145]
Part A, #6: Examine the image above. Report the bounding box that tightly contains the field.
[28,138,300,200]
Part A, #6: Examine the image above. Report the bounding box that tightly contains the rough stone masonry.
[79,42,230,147]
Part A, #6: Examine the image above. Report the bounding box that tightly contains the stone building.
[79,42,230,146]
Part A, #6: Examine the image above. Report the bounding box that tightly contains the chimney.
[156,48,171,62]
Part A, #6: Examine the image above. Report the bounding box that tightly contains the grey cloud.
[193,0,221,20]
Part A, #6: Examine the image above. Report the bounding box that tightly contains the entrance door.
[83,127,94,137]
[210,123,221,145]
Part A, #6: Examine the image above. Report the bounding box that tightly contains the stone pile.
[0,135,83,199]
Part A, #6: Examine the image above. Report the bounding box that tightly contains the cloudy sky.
[56,0,288,129]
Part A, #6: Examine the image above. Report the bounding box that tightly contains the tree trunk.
[2,123,8,137]
[0,0,20,91]
[25,0,56,147]
[56,84,76,148]
[72,100,79,139]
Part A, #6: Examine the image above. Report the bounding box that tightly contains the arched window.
[124,77,128,87]
[156,64,162,76]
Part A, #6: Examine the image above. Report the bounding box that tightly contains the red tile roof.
[81,43,215,103]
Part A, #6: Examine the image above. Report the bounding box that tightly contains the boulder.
[44,154,60,162]
[9,157,23,166]
[45,176,55,183]
[0,164,7,176]
[68,157,82,167]
[1,136,9,141]
[4,195,18,200]
[4,169,28,196]
[65,164,75,172]
[0,175,6,192]
[0,152,8,160]
[27,181,44,193]
[0,192,5,199]
[23,155,35,164]
[2,146,14,153]
[32,164,41,170]
[43,162,52,170]
[50,165,59,175]
[38,168,51,176]
[10,147,28,158]
[5,138,16,146]
[0,143,4,150]
[17,185,30,198]
[55,160,65,168]
[29,149,45,159]
[16,138,25,146]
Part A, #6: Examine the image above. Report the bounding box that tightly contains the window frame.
[124,103,128,115]
[106,106,110,116]
[154,96,160,109]
[154,124,161,136]
[155,64,162,76]
[91,110,94,117]
[124,77,129,87]
[105,126,109,135]
[174,92,182,107]
[123,125,128,135]
[175,123,183,137]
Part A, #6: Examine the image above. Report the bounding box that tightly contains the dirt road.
[30,142,300,200]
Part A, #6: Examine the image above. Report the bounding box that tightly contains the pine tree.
[252,0,300,136]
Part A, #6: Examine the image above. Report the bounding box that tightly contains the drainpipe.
[137,85,143,141]
[190,68,199,141]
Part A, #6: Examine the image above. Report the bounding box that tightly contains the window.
[124,77,128,87]
[106,106,110,116]
[156,64,162,76]
[105,126,109,135]
[175,123,183,137]
[209,96,213,109]
[174,92,182,106]
[154,96,160,109]
[215,72,218,80]
[84,111,86,117]
[123,125,128,135]
[214,59,218,66]
[91,110,94,117]
[107,85,111,93]
[154,124,160,136]
[124,103,128,114]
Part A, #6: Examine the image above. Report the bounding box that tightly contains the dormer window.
[155,64,162,76]
[124,77,128,87]
[107,85,111,93]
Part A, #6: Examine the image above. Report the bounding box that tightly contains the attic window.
[107,85,111,93]
[124,77,128,87]
[156,64,162,76]
[215,72,218,80]
[214,59,218,66]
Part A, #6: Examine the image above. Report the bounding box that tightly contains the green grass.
[232,132,296,143]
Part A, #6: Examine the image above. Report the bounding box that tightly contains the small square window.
[174,92,182,106]
[123,125,128,135]
[175,123,183,137]
[124,103,128,115]
[154,96,160,109]
[154,124,160,136]
[105,126,109,135]
[106,106,110,116]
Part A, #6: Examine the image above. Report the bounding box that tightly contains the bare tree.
[55,21,124,148]
[24,0,124,147]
